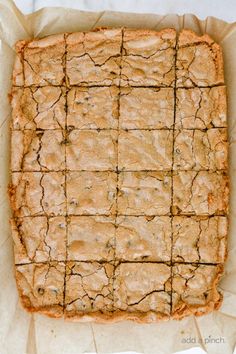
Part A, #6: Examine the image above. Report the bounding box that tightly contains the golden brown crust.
[173,171,229,216]
[66,28,122,86]
[171,264,224,320]
[10,86,66,130]
[123,28,176,42]
[12,34,65,86]
[11,27,227,323]
[18,303,64,319]
[121,28,176,87]
[15,261,224,322]
[15,262,65,318]
[173,128,228,171]
[12,40,28,86]
[177,29,224,87]
[178,29,215,47]
[176,86,227,129]
[67,86,119,129]
[172,216,228,263]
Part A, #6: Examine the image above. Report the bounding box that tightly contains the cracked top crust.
[12,216,67,264]
[13,34,65,86]
[12,28,224,89]
[15,262,65,317]
[120,87,174,129]
[121,28,176,87]
[11,87,66,130]
[176,87,227,129]
[11,130,66,172]
[116,216,171,262]
[172,264,223,318]
[173,171,229,216]
[67,86,119,129]
[65,262,114,318]
[176,29,224,87]
[118,172,172,216]
[173,128,228,170]
[11,28,227,323]
[67,216,115,261]
[114,263,171,320]
[10,172,66,217]
[66,28,122,86]
[172,216,227,263]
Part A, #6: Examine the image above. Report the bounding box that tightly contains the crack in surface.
[12,28,227,320]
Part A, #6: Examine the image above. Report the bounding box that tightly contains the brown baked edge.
[178,29,224,86]
[171,264,224,321]
[15,266,224,323]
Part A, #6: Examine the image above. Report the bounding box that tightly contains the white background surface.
[11,1,236,354]
[14,0,236,22]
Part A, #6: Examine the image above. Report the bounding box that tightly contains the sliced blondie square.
[118,172,172,216]
[120,29,176,86]
[172,264,223,318]
[12,216,67,264]
[13,34,66,86]
[114,263,171,322]
[66,29,122,86]
[65,262,114,320]
[15,262,65,317]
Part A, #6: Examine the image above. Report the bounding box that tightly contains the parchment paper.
[0,1,236,353]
